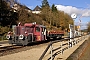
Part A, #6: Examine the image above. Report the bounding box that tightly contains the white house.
[32,6,41,14]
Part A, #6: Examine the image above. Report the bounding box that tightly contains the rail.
[39,35,89,60]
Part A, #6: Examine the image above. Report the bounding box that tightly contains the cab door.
[34,27,41,41]
[41,27,46,40]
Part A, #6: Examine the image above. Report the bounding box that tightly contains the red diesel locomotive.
[6,22,64,45]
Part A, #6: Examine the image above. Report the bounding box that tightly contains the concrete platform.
[0,35,89,60]
[54,37,88,60]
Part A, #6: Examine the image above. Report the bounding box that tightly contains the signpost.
[69,13,77,47]
[69,24,74,38]
[71,13,77,37]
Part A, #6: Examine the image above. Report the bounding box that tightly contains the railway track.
[0,45,23,53]
[0,45,25,57]
[0,38,66,57]
[0,40,52,57]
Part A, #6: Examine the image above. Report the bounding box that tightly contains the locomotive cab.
[34,25,47,41]
[7,22,47,46]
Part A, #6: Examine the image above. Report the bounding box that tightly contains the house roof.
[33,5,41,11]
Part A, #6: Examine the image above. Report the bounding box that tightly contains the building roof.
[33,5,41,11]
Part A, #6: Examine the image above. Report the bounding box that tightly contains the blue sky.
[20,0,90,9]
[20,0,90,29]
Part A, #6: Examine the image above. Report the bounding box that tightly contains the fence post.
[73,38,75,46]
[50,44,53,60]
[61,40,63,55]
[81,35,83,41]
[69,38,72,48]
[69,39,70,48]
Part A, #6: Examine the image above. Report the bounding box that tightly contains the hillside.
[0,0,73,37]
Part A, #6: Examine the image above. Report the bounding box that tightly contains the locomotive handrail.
[28,33,33,42]
[39,35,89,60]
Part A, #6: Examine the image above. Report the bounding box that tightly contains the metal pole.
[73,20,75,38]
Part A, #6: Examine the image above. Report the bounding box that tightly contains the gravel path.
[0,44,48,60]
[0,41,51,60]
[0,46,48,60]
[79,45,90,60]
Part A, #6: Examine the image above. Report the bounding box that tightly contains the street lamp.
[71,13,77,37]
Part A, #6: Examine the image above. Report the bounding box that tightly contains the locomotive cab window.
[36,27,40,32]
[25,26,33,33]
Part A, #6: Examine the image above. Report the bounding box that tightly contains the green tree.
[0,0,17,27]
[51,4,57,12]
[41,6,52,28]
[17,5,29,24]
[42,0,49,7]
